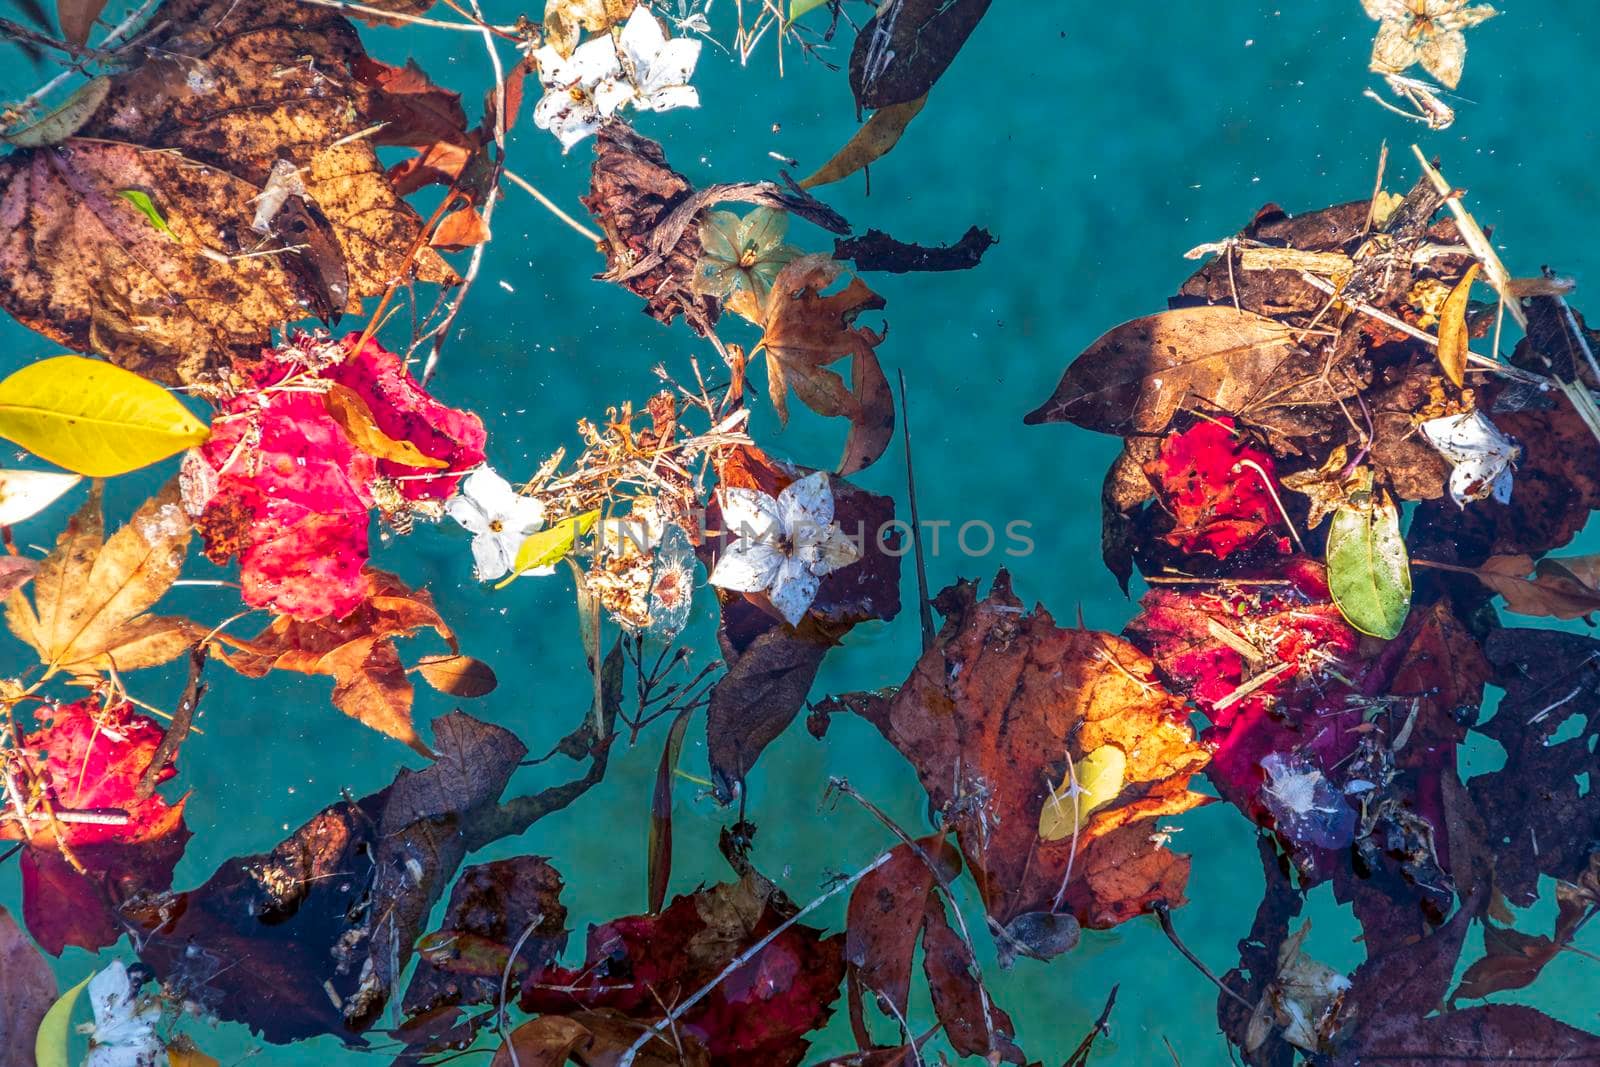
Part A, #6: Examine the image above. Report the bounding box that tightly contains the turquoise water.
[4,1,1600,1063]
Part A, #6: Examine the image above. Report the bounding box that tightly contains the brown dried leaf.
[801,94,928,190]
[1023,307,1299,437]
[1462,553,1600,620]
[55,0,106,48]
[848,0,993,110]
[0,0,456,384]
[325,383,450,469]
[0,905,55,1058]
[4,479,198,678]
[415,653,499,697]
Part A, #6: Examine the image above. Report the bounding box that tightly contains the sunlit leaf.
[33,973,90,1067]
[0,469,80,526]
[801,94,928,189]
[1327,492,1411,639]
[1038,744,1127,842]
[502,510,600,585]
[116,189,176,239]
[1435,263,1479,387]
[0,357,208,476]
[325,383,450,469]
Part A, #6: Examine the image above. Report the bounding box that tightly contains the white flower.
[708,471,861,626]
[446,467,551,581]
[614,5,701,113]
[78,961,165,1067]
[532,35,627,152]
[1419,410,1520,506]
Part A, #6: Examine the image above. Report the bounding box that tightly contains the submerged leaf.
[0,907,56,1056]
[1326,493,1411,639]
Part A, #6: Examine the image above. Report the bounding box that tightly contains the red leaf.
[0,696,190,954]
[1143,418,1285,559]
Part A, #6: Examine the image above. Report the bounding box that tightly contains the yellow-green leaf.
[1327,492,1412,639]
[497,510,601,588]
[0,356,210,476]
[34,973,91,1067]
[800,93,929,190]
[117,189,176,239]
[1039,744,1127,841]
[789,0,829,20]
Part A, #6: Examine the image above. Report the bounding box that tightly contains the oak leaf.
[4,479,199,679]
[0,0,457,383]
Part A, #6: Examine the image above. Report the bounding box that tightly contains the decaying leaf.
[1435,262,1479,386]
[849,0,993,110]
[1023,307,1300,437]
[125,711,525,1043]
[832,225,996,274]
[5,480,200,679]
[213,568,492,755]
[802,95,928,190]
[0,0,456,384]
[1451,552,1600,620]
[0,906,56,1056]
[1,695,192,955]
[814,573,1209,938]
[758,254,893,475]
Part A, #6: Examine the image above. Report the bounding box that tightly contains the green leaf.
[1038,744,1127,841]
[496,510,601,588]
[1327,493,1412,639]
[117,189,176,238]
[0,356,210,476]
[34,973,91,1067]
[789,0,829,21]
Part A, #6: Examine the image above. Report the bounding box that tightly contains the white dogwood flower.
[447,467,552,581]
[615,5,701,113]
[1420,410,1520,506]
[79,961,164,1067]
[532,36,628,152]
[708,471,860,626]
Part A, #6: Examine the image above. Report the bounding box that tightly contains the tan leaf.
[415,653,498,697]
[0,0,456,384]
[1435,263,1480,387]
[1467,553,1600,620]
[55,0,108,48]
[800,94,929,190]
[4,480,198,678]
[1023,306,1299,437]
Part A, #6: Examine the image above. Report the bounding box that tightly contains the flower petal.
[699,210,742,262]
[769,558,820,626]
[641,37,701,96]
[801,522,862,577]
[446,491,490,535]
[570,34,623,86]
[503,492,548,535]
[1369,20,1418,74]
[618,4,668,71]
[719,486,783,542]
[640,84,699,113]
[709,539,783,593]
[471,531,515,581]
[736,207,789,258]
[1419,28,1467,88]
[778,471,834,533]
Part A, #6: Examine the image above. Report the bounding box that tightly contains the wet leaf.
[324,383,450,470]
[116,189,175,239]
[832,225,996,274]
[0,76,109,148]
[415,653,499,697]
[1143,418,1285,560]
[0,469,79,526]
[54,0,106,48]
[126,711,526,1043]
[507,510,601,582]
[0,556,38,601]
[705,621,829,802]
[758,254,893,474]
[1023,307,1299,437]
[188,333,484,620]
[801,95,928,190]
[214,568,486,755]
[922,895,1024,1062]
[491,1016,593,1067]
[849,0,993,110]
[648,707,695,915]
[0,906,56,1058]
[32,974,89,1067]
[1039,745,1127,842]
[0,696,192,954]
[1326,492,1411,639]
[1458,553,1600,620]
[403,857,568,1020]
[0,357,208,477]
[1435,263,1479,386]
[843,836,959,1023]
[5,480,199,679]
[0,0,456,384]
[814,574,1209,934]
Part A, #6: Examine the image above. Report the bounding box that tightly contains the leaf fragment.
[0,357,209,477]
[504,510,601,585]
[0,76,109,147]
[116,189,175,239]
[33,974,90,1067]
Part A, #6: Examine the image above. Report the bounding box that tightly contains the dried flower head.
[1363,0,1497,89]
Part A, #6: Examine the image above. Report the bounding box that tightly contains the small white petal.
[570,35,623,84]
[778,471,835,532]
[709,539,783,592]
[1490,464,1514,504]
[619,5,669,70]
[446,492,491,535]
[641,84,699,112]
[769,558,820,625]
[471,531,514,581]
[593,75,635,117]
[642,37,701,96]
[461,466,516,509]
[801,523,862,577]
[720,487,783,542]
[501,493,548,535]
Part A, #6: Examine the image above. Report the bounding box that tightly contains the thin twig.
[1152,902,1253,1009]
[898,370,934,652]
[504,169,604,243]
[136,647,206,800]
[616,848,895,1067]
[497,916,545,1067]
[295,0,517,32]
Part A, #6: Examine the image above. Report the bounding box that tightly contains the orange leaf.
[1436,263,1480,387]
[324,383,450,469]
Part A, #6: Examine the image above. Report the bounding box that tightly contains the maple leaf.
[1143,418,1287,559]
[5,479,200,679]
[124,711,525,1044]
[815,573,1210,940]
[0,695,191,954]
[0,0,457,384]
[757,254,894,475]
[519,873,847,1067]
[213,568,493,755]
[186,332,485,621]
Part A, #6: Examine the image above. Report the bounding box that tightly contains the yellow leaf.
[34,973,91,1067]
[324,383,449,469]
[0,356,209,476]
[498,510,601,588]
[800,94,929,190]
[1039,745,1127,842]
[1436,263,1480,388]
